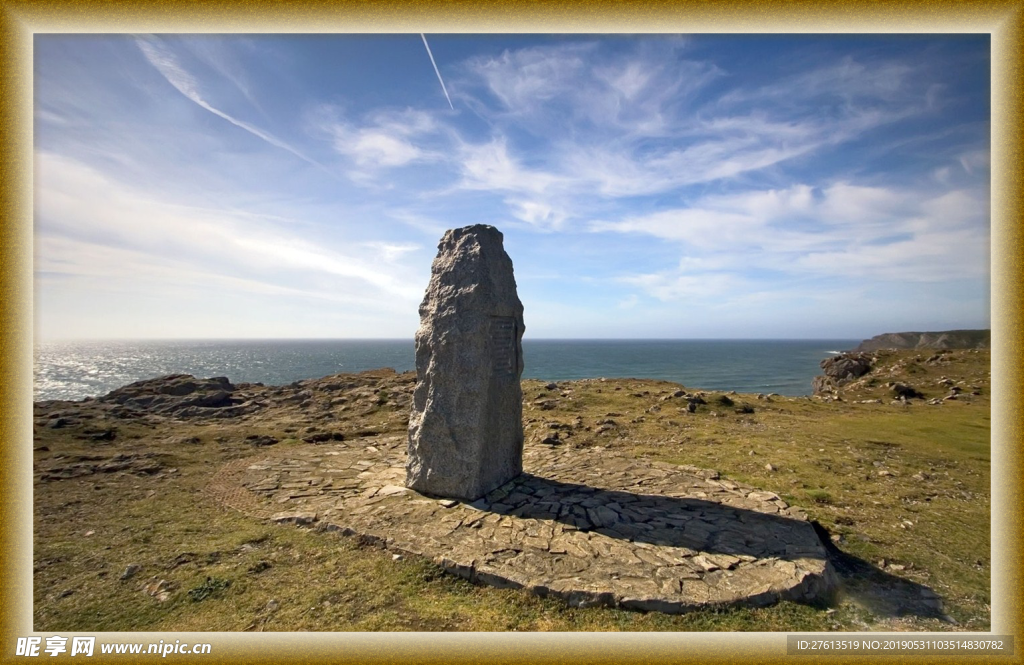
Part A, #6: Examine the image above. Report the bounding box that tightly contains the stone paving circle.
[208,436,837,614]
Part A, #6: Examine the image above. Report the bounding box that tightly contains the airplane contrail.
[420,33,454,110]
[135,35,340,180]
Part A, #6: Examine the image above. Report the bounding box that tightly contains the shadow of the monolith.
[810,522,953,622]
[462,472,949,620]
[472,472,826,563]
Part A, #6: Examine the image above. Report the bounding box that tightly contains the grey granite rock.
[406,225,526,501]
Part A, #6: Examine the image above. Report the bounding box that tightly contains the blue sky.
[33,34,991,340]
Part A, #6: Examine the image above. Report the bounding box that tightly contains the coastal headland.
[32,346,990,632]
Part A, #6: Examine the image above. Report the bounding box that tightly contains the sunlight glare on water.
[34,338,858,402]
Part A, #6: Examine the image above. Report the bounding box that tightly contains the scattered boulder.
[248,560,273,575]
[142,577,175,603]
[891,383,924,400]
[540,432,561,445]
[271,511,318,526]
[77,427,116,442]
[810,376,831,395]
[246,435,279,447]
[301,432,343,444]
[812,352,874,395]
[120,564,142,581]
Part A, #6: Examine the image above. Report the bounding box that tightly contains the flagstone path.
[207,436,836,613]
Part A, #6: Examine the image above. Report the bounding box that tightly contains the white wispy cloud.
[35,152,425,303]
[464,42,595,117]
[134,35,334,177]
[455,137,564,195]
[621,270,749,302]
[318,107,446,172]
[717,57,917,109]
[350,131,423,167]
[958,149,989,175]
[362,241,422,263]
[432,41,937,221]
[595,179,989,296]
[592,208,759,248]
[37,234,390,307]
[448,137,576,229]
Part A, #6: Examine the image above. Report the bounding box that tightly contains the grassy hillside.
[32,349,991,632]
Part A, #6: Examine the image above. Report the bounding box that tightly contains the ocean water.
[33,338,859,402]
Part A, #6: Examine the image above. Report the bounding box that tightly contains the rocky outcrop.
[35,368,417,436]
[97,374,259,419]
[853,330,990,352]
[811,353,874,395]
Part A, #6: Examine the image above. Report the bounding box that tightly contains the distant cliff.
[852,329,990,352]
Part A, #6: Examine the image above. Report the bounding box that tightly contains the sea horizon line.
[35,336,868,344]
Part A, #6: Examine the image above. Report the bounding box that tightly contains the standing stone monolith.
[406,225,525,501]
